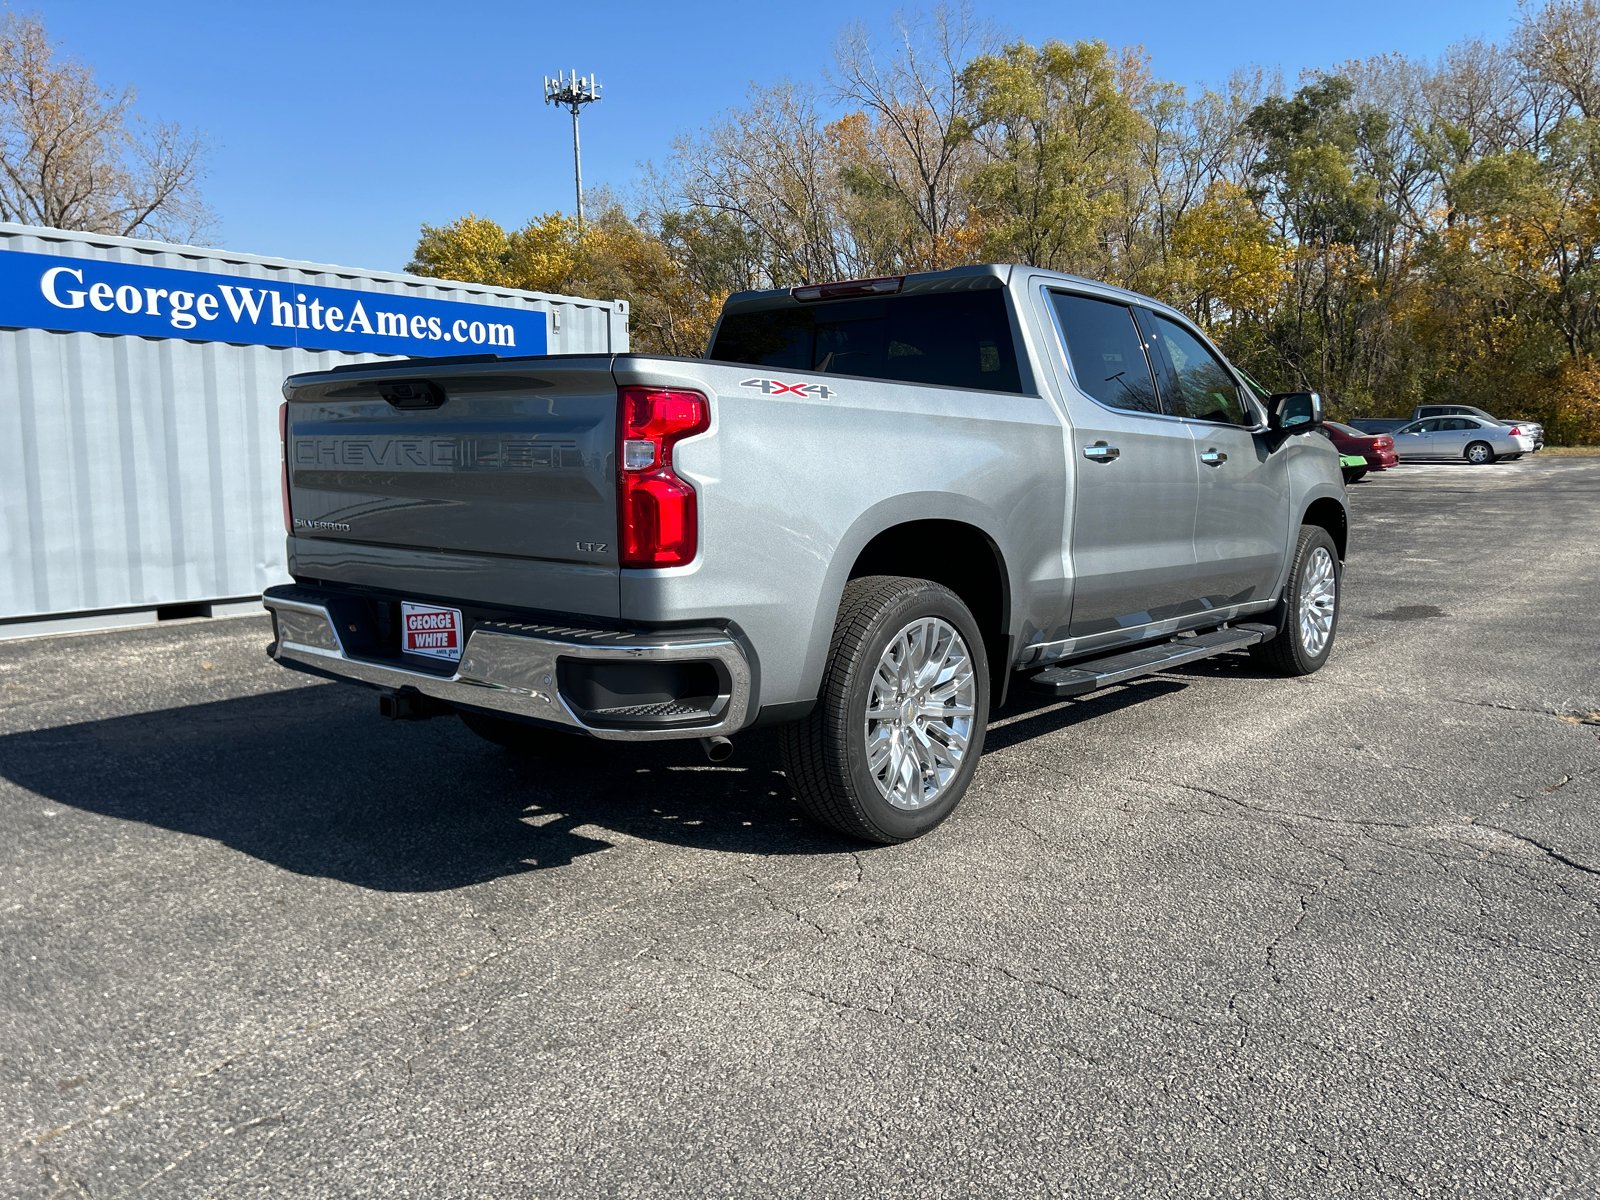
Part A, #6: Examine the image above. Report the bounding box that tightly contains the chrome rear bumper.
[262,587,752,741]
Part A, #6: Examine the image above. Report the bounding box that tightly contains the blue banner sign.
[0,248,547,357]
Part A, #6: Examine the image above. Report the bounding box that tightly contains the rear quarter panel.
[614,357,1066,714]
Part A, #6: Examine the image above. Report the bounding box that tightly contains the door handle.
[1083,441,1120,462]
[1200,448,1227,466]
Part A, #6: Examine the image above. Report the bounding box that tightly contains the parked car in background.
[1322,420,1400,483]
[1337,453,1369,483]
[1412,404,1544,450]
[1347,418,1410,435]
[1392,416,1534,463]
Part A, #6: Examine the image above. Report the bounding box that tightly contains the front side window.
[708,290,1023,393]
[1152,315,1249,425]
[1048,291,1161,414]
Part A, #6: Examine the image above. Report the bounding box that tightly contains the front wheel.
[779,576,989,844]
[1250,525,1341,677]
[1465,441,1496,465]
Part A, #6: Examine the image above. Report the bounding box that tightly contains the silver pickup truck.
[265,265,1347,843]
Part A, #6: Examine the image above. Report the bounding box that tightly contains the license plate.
[400,602,463,662]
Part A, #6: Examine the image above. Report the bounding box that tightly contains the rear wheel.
[1465,441,1496,465]
[779,576,988,844]
[458,709,587,756]
[1250,525,1340,677]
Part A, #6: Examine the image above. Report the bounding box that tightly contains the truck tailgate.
[284,359,617,567]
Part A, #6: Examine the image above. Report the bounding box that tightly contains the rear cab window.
[709,289,1024,393]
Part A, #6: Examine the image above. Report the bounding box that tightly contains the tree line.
[411,2,1600,442]
[5,6,1596,441]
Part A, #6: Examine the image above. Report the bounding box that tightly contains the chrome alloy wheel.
[864,617,978,810]
[1298,546,1338,657]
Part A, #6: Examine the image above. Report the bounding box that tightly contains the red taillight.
[1378,436,1393,449]
[279,401,293,535]
[617,387,709,567]
[1508,426,1521,436]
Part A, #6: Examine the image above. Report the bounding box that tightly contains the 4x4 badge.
[740,377,836,399]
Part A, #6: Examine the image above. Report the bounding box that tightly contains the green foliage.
[961,39,1144,271]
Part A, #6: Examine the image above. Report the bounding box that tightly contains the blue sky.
[35,0,1522,273]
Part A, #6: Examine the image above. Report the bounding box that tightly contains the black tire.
[1465,441,1496,465]
[1249,525,1341,677]
[778,576,989,844]
[1342,466,1368,484]
[458,709,587,756]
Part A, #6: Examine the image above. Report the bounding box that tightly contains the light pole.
[543,70,602,229]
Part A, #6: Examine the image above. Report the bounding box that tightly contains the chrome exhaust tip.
[699,735,734,762]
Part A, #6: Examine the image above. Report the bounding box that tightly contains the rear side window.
[1048,291,1161,414]
[1151,315,1249,425]
[708,290,1023,393]
[706,306,813,370]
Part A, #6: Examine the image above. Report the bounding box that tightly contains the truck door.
[1140,310,1291,612]
[1041,289,1201,638]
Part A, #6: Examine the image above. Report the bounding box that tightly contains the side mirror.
[1269,391,1322,433]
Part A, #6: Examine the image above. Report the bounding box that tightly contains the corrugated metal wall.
[0,224,629,625]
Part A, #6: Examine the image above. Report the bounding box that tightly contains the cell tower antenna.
[543,70,602,229]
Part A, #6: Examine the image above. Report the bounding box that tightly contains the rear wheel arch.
[848,519,1011,700]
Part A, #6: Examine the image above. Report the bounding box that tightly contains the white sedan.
[1391,416,1535,464]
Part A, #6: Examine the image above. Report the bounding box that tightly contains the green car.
[1339,453,1369,484]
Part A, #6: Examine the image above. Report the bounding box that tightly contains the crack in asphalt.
[1320,679,1600,729]
[1142,777,1600,881]
[1427,1065,1598,1139]
[1467,821,1600,877]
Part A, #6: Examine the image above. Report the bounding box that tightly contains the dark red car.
[1323,420,1400,481]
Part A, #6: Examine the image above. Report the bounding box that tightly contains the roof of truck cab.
[719,263,1192,324]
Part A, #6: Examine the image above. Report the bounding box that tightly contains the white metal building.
[0,223,628,639]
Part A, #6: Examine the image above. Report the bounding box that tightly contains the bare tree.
[1424,39,1539,160]
[1515,0,1600,119]
[671,79,859,284]
[830,4,990,268]
[0,13,211,242]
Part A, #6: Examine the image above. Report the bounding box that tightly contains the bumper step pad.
[1027,623,1275,698]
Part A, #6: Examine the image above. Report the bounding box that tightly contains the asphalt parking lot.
[2,456,1597,1199]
